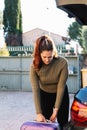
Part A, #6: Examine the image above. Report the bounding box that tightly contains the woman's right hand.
[36,113,46,122]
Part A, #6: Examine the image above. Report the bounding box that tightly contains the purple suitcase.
[20,121,60,130]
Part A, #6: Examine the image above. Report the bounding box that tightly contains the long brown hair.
[33,35,58,70]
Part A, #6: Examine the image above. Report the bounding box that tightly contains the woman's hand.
[36,113,46,122]
[50,108,58,122]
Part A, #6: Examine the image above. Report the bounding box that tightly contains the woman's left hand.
[50,108,58,122]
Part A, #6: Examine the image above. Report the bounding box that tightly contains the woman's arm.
[55,61,68,109]
[30,65,42,114]
[30,65,47,122]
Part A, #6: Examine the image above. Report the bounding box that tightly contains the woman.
[30,35,69,130]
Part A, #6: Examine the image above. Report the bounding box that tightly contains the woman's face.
[40,50,53,65]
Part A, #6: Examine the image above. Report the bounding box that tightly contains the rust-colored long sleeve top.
[30,56,68,114]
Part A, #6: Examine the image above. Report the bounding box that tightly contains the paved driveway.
[0,91,74,130]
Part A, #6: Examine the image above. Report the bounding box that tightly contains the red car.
[64,87,87,130]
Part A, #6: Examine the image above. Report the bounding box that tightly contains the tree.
[83,29,87,53]
[68,21,83,48]
[3,0,23,46]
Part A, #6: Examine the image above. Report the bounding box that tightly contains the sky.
[21,0,74,36]
[0,0,74,36]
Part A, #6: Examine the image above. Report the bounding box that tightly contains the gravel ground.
[0,91,74,130]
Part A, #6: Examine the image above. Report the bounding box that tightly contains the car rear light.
[71,100,87,127]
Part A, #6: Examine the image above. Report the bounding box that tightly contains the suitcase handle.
[34,119,55,123]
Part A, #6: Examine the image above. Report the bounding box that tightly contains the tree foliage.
[3,0,23,46]
[82,29,87,53]
[68,21,83,47]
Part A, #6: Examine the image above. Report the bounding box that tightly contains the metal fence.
[7,45,74,56]
[7,46,34,56]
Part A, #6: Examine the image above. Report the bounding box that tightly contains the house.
[7,28,74,56]
[22,28,66,46]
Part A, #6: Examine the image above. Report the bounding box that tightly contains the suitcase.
[20,121,60,130]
